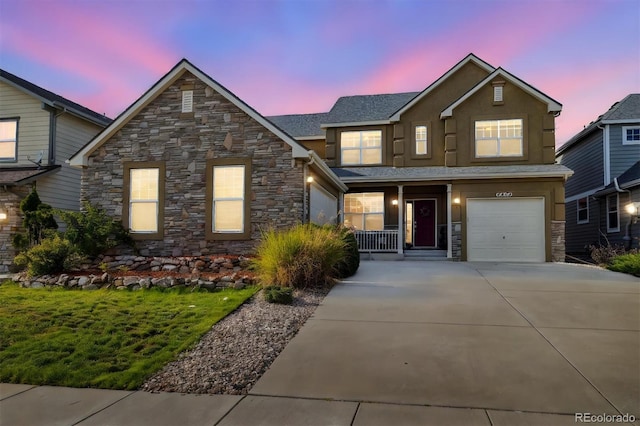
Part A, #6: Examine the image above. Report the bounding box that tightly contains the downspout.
[597,124,611,186]
[48,107,66,165]
[614,178,633,249]
[447,184,452,259]
[303,155,316,223]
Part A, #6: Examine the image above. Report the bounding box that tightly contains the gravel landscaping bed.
[141,286,330,394]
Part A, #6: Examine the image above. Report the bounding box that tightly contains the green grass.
[0,281,257,390]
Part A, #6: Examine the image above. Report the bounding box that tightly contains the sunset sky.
[1,0,638,146]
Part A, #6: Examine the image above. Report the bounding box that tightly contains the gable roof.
[389,54,495,121]
[0,68,111,127]
[440,67,562,118]
[0,165,61,186]
[267,113,328,139]
[595,160,640,196]
[321,92,419,128]
[556,94,640,155]
[69,59,312,167]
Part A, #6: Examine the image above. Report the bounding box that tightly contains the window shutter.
[182,90,193,113]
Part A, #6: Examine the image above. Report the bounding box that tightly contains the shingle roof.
[601,94,640,122]
[596,161,640,195]
[266,113,328,138]
[0,166,61,185]
[0,68,112,127]
[323,92,419,125]
[557,94,640,154]
[331,164,573,182]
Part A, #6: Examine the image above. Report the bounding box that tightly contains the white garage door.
[310,183,337,225]
[467,198,545,262]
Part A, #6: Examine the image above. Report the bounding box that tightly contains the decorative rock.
[78,276,89,287]
[124,277,139,287]
[139,278,151,289]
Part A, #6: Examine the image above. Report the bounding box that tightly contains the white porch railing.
[354,230,399,252]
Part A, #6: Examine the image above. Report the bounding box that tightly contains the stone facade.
[451,221,462,261]
[82,71,304,257]
[0,186,30,272]
[551,220,566,262]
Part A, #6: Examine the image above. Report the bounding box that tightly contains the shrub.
[14,234,82,276]
[589,244,628,265]
[264,286,294,304]
[254,224,346,288]
[57,202,133,258]
[334,227,360,279]
[14,188,58,250]
[607,253,640,276]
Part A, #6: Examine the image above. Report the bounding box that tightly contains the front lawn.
[0,281,257,390]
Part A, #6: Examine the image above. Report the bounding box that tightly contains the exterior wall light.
[625,202,639,216]
[392,199,398,206]
[306,176,314,183]
[453,197,461,204]
[0,212,7,221]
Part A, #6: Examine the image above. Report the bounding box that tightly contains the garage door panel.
[467,198,545,262]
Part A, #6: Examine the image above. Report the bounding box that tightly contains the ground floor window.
[123,161,165,239]
[577,197,589,224]
[344,192,384,230]
[607,193,619,232]
[205,158,251,240]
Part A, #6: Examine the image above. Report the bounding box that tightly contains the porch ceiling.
[331,165,573,183]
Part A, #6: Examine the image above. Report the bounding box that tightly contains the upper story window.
[344,192,384,230]
[0,119,18,162]
[607,193,619,232]
[341,130,382,165]
[622,126,640,145]
[415,125,427,155]
[475,119,523,158]
[577,197,589,224]
[182,90,193,113]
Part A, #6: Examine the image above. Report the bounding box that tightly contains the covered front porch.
[343,183,456,259]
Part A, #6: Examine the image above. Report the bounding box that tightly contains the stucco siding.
[559,131,604,197]
[608,124,640,180]
[0,82,50,166]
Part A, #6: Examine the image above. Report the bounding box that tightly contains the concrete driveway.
[248,261,640,425]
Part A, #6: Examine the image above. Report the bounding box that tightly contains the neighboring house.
[269,54,572,262]
[0,69,111,272]
[556,94,640,255]
[69,59,346,257]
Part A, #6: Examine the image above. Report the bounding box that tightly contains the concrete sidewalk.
[1,261,638,425]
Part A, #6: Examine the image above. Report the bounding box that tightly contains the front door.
[413,199,436,247]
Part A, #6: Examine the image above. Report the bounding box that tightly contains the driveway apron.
[250,261,640,418]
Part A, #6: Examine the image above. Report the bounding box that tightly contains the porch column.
[397,185,404,254]
[447,183,452,259]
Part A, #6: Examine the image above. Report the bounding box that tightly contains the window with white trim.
[577,197,589,224]
[212,165,245,232]
[344,192,384,230]
[415,125,427,155]
[475,119,523,157]
[341,130,382,165]
[129,168,160,233]
[607,193,619,232]
[622,126,640,145]
[0,119,18,161]
[182,90,193,113]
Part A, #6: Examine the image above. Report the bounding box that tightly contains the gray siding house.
[0,69,111,272]
[557,94,640,255]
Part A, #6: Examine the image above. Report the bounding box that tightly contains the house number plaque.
[495,192,513,197]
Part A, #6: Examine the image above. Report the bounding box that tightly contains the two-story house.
[68,60,346,258]
[557,94,640,256]
[270,54,572,262]
[0,69,111,272]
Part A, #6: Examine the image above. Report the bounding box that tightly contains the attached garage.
[467,198,545,262]
[310,182,338,225]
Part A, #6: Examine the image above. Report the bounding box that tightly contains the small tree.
[12,188,58,251]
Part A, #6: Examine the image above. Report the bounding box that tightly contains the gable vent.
[493,85,503,103]
[182,90,193,113]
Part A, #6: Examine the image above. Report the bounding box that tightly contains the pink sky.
[1,0,638,146]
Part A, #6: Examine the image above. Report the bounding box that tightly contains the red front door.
[414,199,436,247]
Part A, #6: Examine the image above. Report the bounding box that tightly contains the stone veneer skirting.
[12,255,256,291]
[551,220,566,262]
[0,187,30,273]
[451,221,462,261]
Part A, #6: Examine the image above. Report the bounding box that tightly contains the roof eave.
[320,120,392,129]
[338,169,574,184]
[309,151,347,192]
